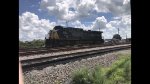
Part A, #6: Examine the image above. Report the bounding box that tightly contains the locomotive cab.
[45,28,60,47]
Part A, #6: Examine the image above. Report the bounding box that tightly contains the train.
[45,26,104,47]
[104,34,131,45]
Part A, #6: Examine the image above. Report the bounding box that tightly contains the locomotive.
[45,26,104,47]
[104,34,131,45]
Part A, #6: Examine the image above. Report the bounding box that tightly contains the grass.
[71,53,131,84]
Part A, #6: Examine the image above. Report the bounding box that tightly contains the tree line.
[19,39,45,49]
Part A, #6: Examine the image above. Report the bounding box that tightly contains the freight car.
[45,26,104,47]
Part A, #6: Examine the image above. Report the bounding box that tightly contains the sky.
[19,0,131,41]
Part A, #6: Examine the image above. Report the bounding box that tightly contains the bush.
[71,54,131,84]
[72,67,108,84]
[72,68,92,84]
[123,60,131,81]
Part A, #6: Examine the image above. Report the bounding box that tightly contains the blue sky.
[19,0,50,19]
[19,0,114,24]
[19,0,131,41]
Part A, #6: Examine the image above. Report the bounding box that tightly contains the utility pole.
[118,28,119,35]
[66,20,68,27]
[66,10,69,27]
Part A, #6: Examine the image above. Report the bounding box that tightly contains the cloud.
[40,0,76,20]
[92,16,107,30]
[40,0,96,20]
[95,0,131,16]
[76,0,96,18]
[39,0,131,21]
[101,15,131,39]
[19,12,56,41]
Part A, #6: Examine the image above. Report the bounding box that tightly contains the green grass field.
[71,53,131,84]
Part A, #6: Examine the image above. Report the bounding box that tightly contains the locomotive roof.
[54,26,103,33]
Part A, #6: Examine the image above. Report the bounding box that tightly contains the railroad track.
[19,43,130,56]
[21,44,131,71]
[19,45,106,56]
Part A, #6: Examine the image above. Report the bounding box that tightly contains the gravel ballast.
[23,49,131,84]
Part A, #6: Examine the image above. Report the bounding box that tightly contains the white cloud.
[92,16,107,30]
[95,0,131,16]
[112,16,121,20]
[19,12,56,41]
[40,0,76,20]
[76,0,96,17]
[101,15,131,39]
[40,0,96,20]
[123,0,130,5]
[70,20,85,28]
[40,0,130,21]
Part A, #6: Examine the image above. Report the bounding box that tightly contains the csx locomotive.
[45,26,104,47]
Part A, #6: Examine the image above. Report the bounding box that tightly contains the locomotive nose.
[51,30,60,40]
[45,30,60,40]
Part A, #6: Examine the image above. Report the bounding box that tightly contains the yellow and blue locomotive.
[45,26,104,47]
